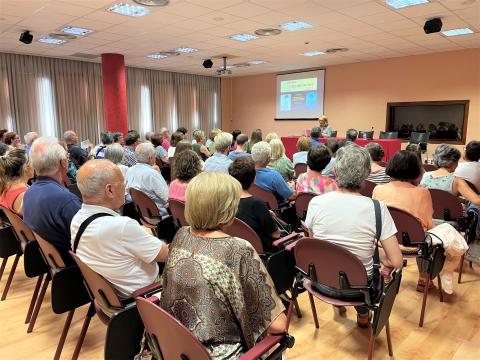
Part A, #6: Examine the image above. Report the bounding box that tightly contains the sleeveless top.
[420,172,455,194]
[0,186,28,213]
[192,143,207,161]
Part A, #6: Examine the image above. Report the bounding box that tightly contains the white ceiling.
[0,0,479,77]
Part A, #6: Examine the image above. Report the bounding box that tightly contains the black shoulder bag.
[73,213,113,253]
[371,199,384,302]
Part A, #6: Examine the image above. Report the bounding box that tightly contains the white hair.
[214,132,233,153]
[63,130,76,142]
[135,142,155,163]
[251,141,272,165]
[30,137,67,175]
[104,144,124,164]
[24,132,38,145]
[77,160,118,199]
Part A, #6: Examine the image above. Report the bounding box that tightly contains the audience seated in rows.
[121,131,140,167]
[346,128,358,142]
[169,150,202,202]
[64,130,88,168]
[167,131,184,159]
[72,160,168,302]
[365,142,391,184]
[246,128,262,153]
[204,132,233,173]
[23,137,82,264]
[296,145,337,195]
[228,133,251,160]
[309,127,322,147]
[252,141,295,205]
[420,144,480,206]
[319,115,333,137]
[229,157,281,252]
[305,144,402,327]
[268,139,295,181]
[160,172,287,359]
[192,130,211,161]
[293,136,311,166]
[149,132,169,165]
[104,144,128,178]
[0,149,34,215]
[125,142,169,216]
[23,132,38,153]
[454,140,480,191]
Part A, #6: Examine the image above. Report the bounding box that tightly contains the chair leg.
[0,257,7,282]
[385,320,393,357]
[367,328,375,360]
[27,276,50,333]
[293,298,302,319]
[72,303,95,360]
[1,253,20,301]
[469,261,473,269]
[419,277,430,327]
[307,292,319,329]
[458,254,465,284]
[25,274,45,324]
[437,276,444,303]
[53,309,75,360]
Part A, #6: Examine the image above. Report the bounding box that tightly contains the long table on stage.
[281,136,402,162]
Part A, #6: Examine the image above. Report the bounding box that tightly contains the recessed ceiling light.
[441,28,474,36]
[385,0,429,9]
[230,33,258,42]
[49,33,77,40]
[133,0,169,6]
[280,21,313,32]
[38,37,66,45]
[174,47,198,53]
[254,28,282,36]
[146,53,168,59]
[60,26,94,36]
[301,50,326,57]
[106,3,150,17]
[248,60,267,65]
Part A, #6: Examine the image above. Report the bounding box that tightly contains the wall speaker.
[202,59,213,68]
[19,30,33,44]
[424,18,442,34]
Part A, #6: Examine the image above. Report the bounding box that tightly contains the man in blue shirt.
[251,141,296,205]
[310,127,322,148]
[23,132,38,154]
[23,137,82,264]
[228,133,252,161]
[204,132,233,173]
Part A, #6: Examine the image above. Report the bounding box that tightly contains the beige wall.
[223,49,480,152]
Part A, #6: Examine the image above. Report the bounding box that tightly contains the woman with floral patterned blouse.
[296,145,337,195]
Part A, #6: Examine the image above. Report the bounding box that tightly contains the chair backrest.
[68,183,83,201]
[136,298,211,360]
[70,251,123,310]
[359,179,376,198]
[423,163,437,172]
[295,192,317,219]
[34,232,66,270]
[429,188,464,220]
[387,207,425,246]
[129,188,160,225]
[224,218,264,253]
[249,185,278,210]
[294,238,368,288]
[329,130,337,137]
[1,206,35,245]
[294,163,307,178]
[410,131,429,144]
[358,131,374,140]
[168,199,188,227]
[465,180,479,194]
[379,131,398,139]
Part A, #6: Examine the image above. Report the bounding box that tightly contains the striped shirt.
[366,168,391,185]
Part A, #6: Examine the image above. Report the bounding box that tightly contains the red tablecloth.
[281,136,402,162]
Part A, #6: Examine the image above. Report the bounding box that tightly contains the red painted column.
[101,53,128,135]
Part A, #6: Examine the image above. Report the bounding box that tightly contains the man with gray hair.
[204,132,234,173]
[71,160,168,299]
[64,130,88,168]
[23,131,38,153]
[252,141,295,204]
[125,142,169,215]
[23,137,82,264]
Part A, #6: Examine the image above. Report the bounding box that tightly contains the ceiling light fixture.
[254,28,282,36]
[174,47,198,53]
[280,21,313,32]
[38,37,66,45]
[385,0,429,9]
[146,53,168,59]
[60,26,94,36]
[325,47,349,54]
[441,28,474,36]
[301,50,326,57]
[49,33,77,40]
[248,60,267,65]
[106,3,150,17]
[230,33,258,42]
[133,0,169,6]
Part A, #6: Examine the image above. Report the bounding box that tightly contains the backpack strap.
[73,213,113,253]
[372,199,382,267]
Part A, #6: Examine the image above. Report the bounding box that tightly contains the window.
[140,85,152,136]
[37,77,56,136]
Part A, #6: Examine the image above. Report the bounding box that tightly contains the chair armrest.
[285,239,300,252]
[131,281,162,299]
[272,233,299,247]
[144,296,160,304]
[239,335,284,360]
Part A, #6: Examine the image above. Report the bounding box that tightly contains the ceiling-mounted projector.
[216,56,232,76]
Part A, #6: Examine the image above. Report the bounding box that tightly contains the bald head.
[77,160,125,208]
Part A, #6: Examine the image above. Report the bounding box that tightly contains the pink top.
[168,179,188,202]
[162,138,171,150]
[0,186,28,214]
[296,172,337,195]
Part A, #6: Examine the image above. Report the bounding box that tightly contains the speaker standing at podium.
[319,115,333,137]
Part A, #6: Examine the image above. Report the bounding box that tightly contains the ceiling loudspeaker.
[19,30,33,44]
[202,59,213,68]
[424,18,443,34]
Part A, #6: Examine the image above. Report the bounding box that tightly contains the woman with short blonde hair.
[192,130,210,161]
[161,172,287,358]
[319,115,333,137]
[265,132,279,143]
[268,139,294,181]
[293,136,311,165]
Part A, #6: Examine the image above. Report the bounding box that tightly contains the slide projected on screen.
[276,70,325,120]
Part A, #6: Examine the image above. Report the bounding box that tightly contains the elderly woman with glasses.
[160,172,287,359]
